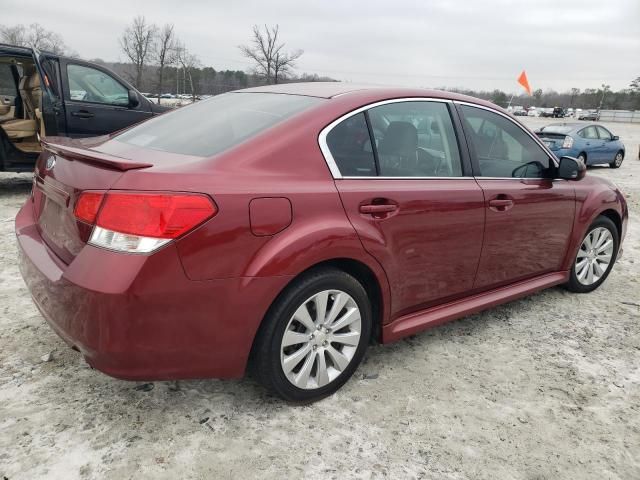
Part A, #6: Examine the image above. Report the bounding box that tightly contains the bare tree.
[0,24,27,46]
[239,24,303,84]
[119,16,156,89]
[175,43,200,100]
[154,24,176,103]
[0,23,67,54]
[273,49,303,84]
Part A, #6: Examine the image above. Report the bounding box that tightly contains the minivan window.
[67,64,129,106]
[116,92,322,157]
[460,105,551,178]
[0,64,17,96]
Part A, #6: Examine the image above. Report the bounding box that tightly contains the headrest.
[378,121,418,157]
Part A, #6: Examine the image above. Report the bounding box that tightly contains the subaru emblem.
[46,156,56,170]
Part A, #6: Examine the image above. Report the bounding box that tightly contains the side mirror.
[557,156,586,181]
[611,135,619,141]
[128,89,139,108]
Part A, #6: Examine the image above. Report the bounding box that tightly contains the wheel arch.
[248,256,390,370]
[599,208,622,239]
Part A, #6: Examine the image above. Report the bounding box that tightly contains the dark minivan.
[0,44,167,172]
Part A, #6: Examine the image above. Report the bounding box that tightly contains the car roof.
[0,43,61,58]
[0,43,35,56]
[542,122,607,134]
[234,82,499,107]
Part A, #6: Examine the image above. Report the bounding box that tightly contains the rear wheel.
[565,216,618,293]
[252,268,371,402]
[609,151,624,169]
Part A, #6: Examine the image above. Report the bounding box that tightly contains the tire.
[565,216,619,293]
[577,152,587,165]
[609,151,624,169]
[251,268,372,402]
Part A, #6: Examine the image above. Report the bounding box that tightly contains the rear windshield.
[115,92,322,156]
[539,125,573,134]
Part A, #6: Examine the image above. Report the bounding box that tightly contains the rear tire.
[565,216,619,293]
[609,151,624,169]
[252,268,372,402]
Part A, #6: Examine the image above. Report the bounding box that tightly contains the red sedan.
[16,83,628,401]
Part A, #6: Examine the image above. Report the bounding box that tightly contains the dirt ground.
[1,117,639,480]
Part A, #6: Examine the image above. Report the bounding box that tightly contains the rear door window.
[596,126,611,140]
[579,126,598,139]
[367,101,462,177]
[116,92,322,157]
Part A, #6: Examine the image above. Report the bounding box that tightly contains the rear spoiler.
[41,138,153,171]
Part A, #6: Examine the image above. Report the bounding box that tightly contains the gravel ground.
[0,118,639,480]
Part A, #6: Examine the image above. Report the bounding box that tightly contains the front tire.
[577,152,587,165]
[252,268,372,402]
[565,216,619,293]
[609,151,624,169]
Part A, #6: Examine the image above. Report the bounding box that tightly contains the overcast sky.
[4,0,639,92]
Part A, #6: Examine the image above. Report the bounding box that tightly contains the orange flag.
[518,70,532,95]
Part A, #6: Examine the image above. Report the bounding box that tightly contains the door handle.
[359,203,398,218]
[488,198,514,212]
[71,110,94,118]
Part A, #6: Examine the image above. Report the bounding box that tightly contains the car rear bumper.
[16,200,292,380]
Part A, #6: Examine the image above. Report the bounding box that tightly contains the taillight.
[74,192,217,253]
[74,192,105,223]
[562,136,574,149]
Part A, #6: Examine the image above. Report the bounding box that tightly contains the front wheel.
[565,216,619,293]
[609,151,624,169]
[252,268,372,402]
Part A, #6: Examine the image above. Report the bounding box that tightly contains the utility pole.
[598,84,610,112]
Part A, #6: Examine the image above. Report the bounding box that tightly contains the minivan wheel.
[565,216,619,293]
[252,268,372,402]
[609,151,624,169]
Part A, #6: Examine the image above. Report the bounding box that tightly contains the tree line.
[1,21,638,110]
[448,81,640,111]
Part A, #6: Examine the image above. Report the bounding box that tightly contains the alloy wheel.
[614,152,623,167]
[280,290,362,390]
[575,227,614,285]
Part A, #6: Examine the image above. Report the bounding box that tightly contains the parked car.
[552,107,567,118]
[16,83,628,401]
[579,110,600,121]
[527,108,540,117]
[539,108,555,118]
[536,123,625,168]
[513,109,528,116]
[0,44,169,172]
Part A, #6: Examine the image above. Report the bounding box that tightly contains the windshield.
[115,92,322,157]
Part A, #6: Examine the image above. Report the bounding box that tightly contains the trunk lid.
[32,137,152,264]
